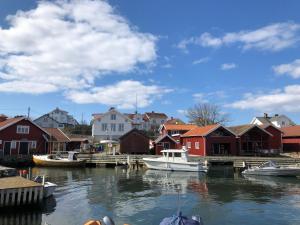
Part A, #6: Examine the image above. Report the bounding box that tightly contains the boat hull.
[43,182,57,198]
[143,158,208,172]
[33,155,85,167]
[242,168,300,176]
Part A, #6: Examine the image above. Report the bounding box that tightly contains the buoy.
[22,170,28,175]
[83,220,101,225]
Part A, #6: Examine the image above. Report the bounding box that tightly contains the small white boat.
[242,160,300,177]
[34,176,57,198]
[143,147,208,172]
[33,151,85,167]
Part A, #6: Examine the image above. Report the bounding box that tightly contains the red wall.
[206,136,237,156]
[0,119,48,155]
[181,136,206,156]
[155,136,178,155]
[265,126,282,150]
[282,137,300,152]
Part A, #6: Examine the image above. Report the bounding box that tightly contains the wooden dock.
[73,153,300,170]
[0,176,43,208]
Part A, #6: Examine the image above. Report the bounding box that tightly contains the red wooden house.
[228,124,276,155]
[181,124,237,156]
[159,124,198,143]
[0,115,49,156]
[154,134,178,155]
[119,128,150,154]
[261,124,283,151]
[281,126,300,152]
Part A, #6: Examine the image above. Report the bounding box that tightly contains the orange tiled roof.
[281,126,300,137]
[44,128,70,142]
[181,124,219,137]
[0,117,25,130]
[164,124,197,131]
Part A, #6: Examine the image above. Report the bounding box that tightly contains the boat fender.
[103,216,115,225]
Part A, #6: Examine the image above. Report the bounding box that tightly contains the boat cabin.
[160,148,189,162]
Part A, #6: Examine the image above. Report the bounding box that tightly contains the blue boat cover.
[159,212,201,225]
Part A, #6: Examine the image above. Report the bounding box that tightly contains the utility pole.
[27,107,30,119]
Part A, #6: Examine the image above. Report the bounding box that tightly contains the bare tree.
[186,103,229,126]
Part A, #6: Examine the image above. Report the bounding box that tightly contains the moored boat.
[143,147,208,172]
[242,160,300,177]
[33,151,86,167]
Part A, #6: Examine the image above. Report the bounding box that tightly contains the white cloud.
[192,57,210,65]
[0,0,160,107]
[66,80,173,109]
[178,22,300,52]
[221,63,237,70]
[229,85,300,112]
[193,93,208,103]
[177,109,187,115]
[273,59,300,78]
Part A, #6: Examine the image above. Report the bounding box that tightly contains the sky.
[1,0,300,125]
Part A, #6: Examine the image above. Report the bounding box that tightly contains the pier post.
[0,189,4,206]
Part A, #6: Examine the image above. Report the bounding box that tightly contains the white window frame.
[111,123,116,132]
[118,124,124,132]
[31,141,37,149]
[187,142,191,149]
[11,140,17,149]
[111,114,116,120]
[102,123,108,131]
[16,125,30,134]
[195,142,200,149]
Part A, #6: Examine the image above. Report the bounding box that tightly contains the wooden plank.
[16,188,22,205]
[0,189,4,206]
[38,187,43,202]
[5,189,10,206]
[22,188,28,205]
[10,189,16,206]
[33,187,39,203]
[28,187,33,204]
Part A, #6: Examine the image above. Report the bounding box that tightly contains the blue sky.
[1,0,300,125]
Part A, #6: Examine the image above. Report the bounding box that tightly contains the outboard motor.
[159,211,203,225]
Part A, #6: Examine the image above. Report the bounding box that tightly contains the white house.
[143,111,168,131]
[92,107,133,142]
[34,107,79,128]
[251,113,295,128]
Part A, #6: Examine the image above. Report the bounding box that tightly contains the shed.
[119,129,150,154]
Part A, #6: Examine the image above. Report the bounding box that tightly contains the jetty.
[0,166,43,208]
[72,153,300,170]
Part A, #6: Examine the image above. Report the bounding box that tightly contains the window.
[102,123,108,131]
[195,142,200,149]
[187,142,191,149]
[153,119,157,124]
[43,117,48,122]
[111,114,116,120]
[118,124,124,132]
[31,141,37,149]
[111,124,116,132]
[58,124,64,128]
[17,125,30,134]
[11,141,16,149]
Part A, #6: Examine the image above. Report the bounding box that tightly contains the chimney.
[0,114,8,122]
[264,113,268,118]
[274,114,279,117]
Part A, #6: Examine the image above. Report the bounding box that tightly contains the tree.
[186,103,229,126]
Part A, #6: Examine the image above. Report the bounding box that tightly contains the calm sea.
[1,166,300,225]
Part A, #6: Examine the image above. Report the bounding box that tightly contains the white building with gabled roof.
[92,107,133,142]
[250,113,295,128]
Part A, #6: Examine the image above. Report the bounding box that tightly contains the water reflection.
[0,196,56,225]
[1,167,300,225]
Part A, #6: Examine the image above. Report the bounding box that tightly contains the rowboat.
[33,152,86,167]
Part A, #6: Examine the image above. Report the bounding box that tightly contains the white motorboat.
[242,160,300,177]
[34,176,57,198]
[143,148,208,172]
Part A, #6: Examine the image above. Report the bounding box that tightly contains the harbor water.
[1,166,300,225]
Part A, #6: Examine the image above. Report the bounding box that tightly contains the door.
[4,142,11,155]
[163,142,170,150]
[19,142,29,155]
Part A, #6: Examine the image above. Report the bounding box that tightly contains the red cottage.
[281,126,300,152]
[228,124,274,155]
[181,124,237,156]
[154,134,178,155]
[159,124,198,143]
[119,129,150,154]
[0,116,49,156]
[261,124,283,151]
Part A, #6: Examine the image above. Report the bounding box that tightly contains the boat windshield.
[258,161,280,168]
